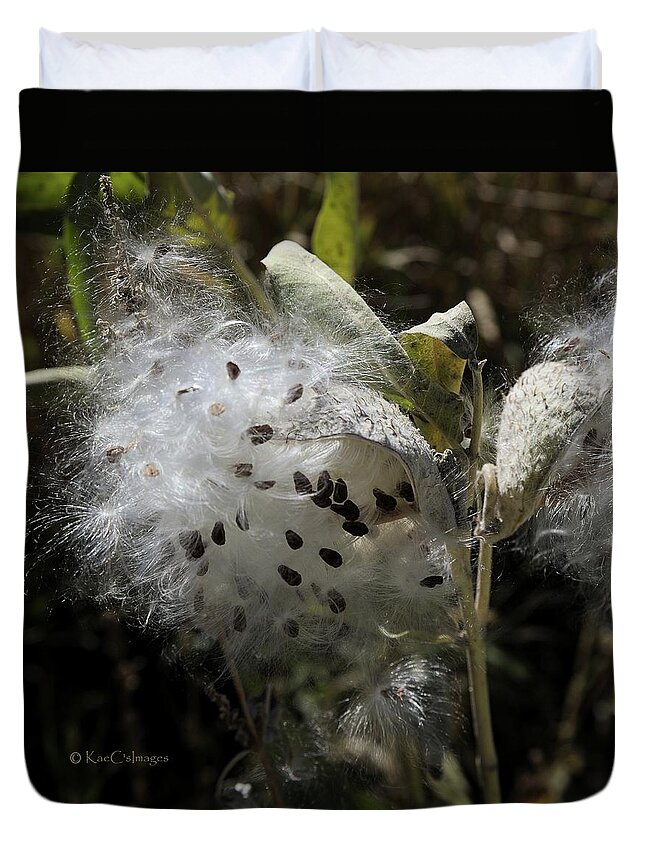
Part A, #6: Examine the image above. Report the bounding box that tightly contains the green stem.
[468,359,485,505]
[449,545,501,804]
[475,539,494,627]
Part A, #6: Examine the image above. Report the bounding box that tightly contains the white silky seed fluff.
[67,228,457,670]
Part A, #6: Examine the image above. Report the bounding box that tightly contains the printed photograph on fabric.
[18,171,616,808]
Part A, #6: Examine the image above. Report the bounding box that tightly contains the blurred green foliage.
[20,171,616,807]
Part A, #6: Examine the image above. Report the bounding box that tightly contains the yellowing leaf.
[311,172,359,284]
[401,334,466,395]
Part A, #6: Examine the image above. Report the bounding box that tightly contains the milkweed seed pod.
[493,288,613,542]
[530,299,614,593]
[63,216,462,671]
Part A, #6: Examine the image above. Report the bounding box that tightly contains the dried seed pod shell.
[495,360,609,538]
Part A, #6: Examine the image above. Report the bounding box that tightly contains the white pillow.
[321,30,599,90]
[40,29,316,90]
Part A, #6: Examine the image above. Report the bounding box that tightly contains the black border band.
[19,89,616,172]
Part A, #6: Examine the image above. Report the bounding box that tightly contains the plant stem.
[475,539,494,627]
[223,650,286,808]
[450,545,501,804]
[468,359,485,505]
[25,366,90,386]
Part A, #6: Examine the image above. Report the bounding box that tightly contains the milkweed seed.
[283,619,300,638]
[211,521,226,546]
[176,385,200,396]
[278,564,302,586]
[310,582,326,604]
[331,500,360,521]
[373,488,398,512]
[246,424,274,445]
[342,521,369,537]
[233,463,253,478]
[396,481,415,503]
[319,548,343,568]
[179,530,205,560]
[293,471,313,495]
[327,589,346,614]
[234,575,254,599]
[209,402,226,416]
[236,508,250,531]
[254,480,276,490]
[226,361,240,380]
[143,463,160,478]
[285,530,303,550]
[312,470,334,506]
[333,479,348,503]
[233,605,247,632]
[285,383,304,404]
[106,446,126,463]
[420,575,444,588]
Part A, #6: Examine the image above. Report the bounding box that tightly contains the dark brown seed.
[293,471,313,495]
[246,424,274,445]
[209,402,226,416]
[234,575,254,599]
[317,470,333,496]
[233,462,253,478]
[176,385,200,396]
[311,494,333,509]
[106,446,126,463]
[226,361,240,380]
[285,530,303,550]
[333,479,348,503]
[319,548,343,568]
[420,575,445,589]
[278,564,302,586]
[211,521,226,546]
[236,508,250,531]
[312,470,334,507]
[342,521,369,537]
[310,582,326,604]
[233,605,247,632]
[331,500,360,521]
[397,481,415,503]
[194,589,204,612]
[196,562,209,577]
[327,588,346,614]
[285,383,304,404]
[254,480,276,490]
[283,619,300,638]
[373,488,398,512]
[143,463,160,478]
[179,530,205,559]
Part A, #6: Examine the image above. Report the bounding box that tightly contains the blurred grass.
[19,171,616,807]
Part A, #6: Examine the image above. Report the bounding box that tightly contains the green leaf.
[62,217,94,348]
[400,301,479,396]
[311,172,359,284]
[261,241,463,449]
[17,172,77,212]
[109,171,148,202]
